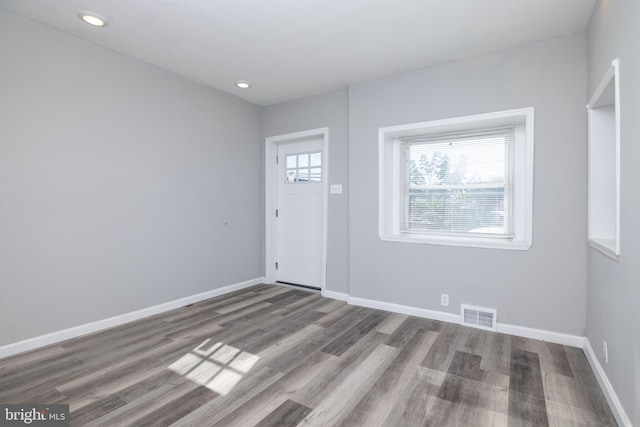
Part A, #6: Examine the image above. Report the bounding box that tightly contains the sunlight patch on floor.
[168,339,259,395]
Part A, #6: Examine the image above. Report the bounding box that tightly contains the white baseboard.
[583,338,632,427]
[0,277,265,359]
[334,294,585,348]
[497,323,585,348]
[321,289,349,301]
[347,296,461,324]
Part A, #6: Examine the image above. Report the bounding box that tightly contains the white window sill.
[588,238,619,261]
[380,233,532,251]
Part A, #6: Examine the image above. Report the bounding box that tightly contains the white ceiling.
[0,0,596,106]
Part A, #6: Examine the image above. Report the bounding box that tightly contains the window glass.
[298,168,310,182]
[405,132,511,236]
[310,168,322,182]
[286,155,297,169]
[310,152,322,167]
[285,152,322,184]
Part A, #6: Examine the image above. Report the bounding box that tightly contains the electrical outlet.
[603,340,608,364]
[440,294,449,307]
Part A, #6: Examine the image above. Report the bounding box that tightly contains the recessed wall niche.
[587,59,620,260]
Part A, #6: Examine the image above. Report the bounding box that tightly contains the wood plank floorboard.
[0,284,617,426]
[211,351,336,427]
[339,329,438,426]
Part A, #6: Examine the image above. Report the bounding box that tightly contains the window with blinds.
[401,128,515,238]
[378,108,534,250]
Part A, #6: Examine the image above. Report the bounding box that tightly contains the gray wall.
[0,9,263,346]
[587,0,640,423]
[348,34,588,335]
[262,89,350,294]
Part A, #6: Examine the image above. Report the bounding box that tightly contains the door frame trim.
[265,127,329,291]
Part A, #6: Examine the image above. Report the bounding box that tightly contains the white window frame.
[378,108,534,250]
[587,59,620,261]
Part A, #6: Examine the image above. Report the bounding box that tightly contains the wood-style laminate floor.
[0,284,617,426]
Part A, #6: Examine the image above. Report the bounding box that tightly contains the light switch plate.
[330,184,343,194]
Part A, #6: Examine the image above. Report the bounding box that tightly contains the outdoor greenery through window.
[403,129,514,237]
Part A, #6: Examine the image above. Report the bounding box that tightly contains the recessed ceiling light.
[78,11,108,27]
[236,81,251,89]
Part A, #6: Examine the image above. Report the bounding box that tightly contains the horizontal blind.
[402,128,514,237]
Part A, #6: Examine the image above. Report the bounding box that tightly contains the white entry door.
[276,139,324,288]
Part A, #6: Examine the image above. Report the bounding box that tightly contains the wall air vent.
[461,304,497,331]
